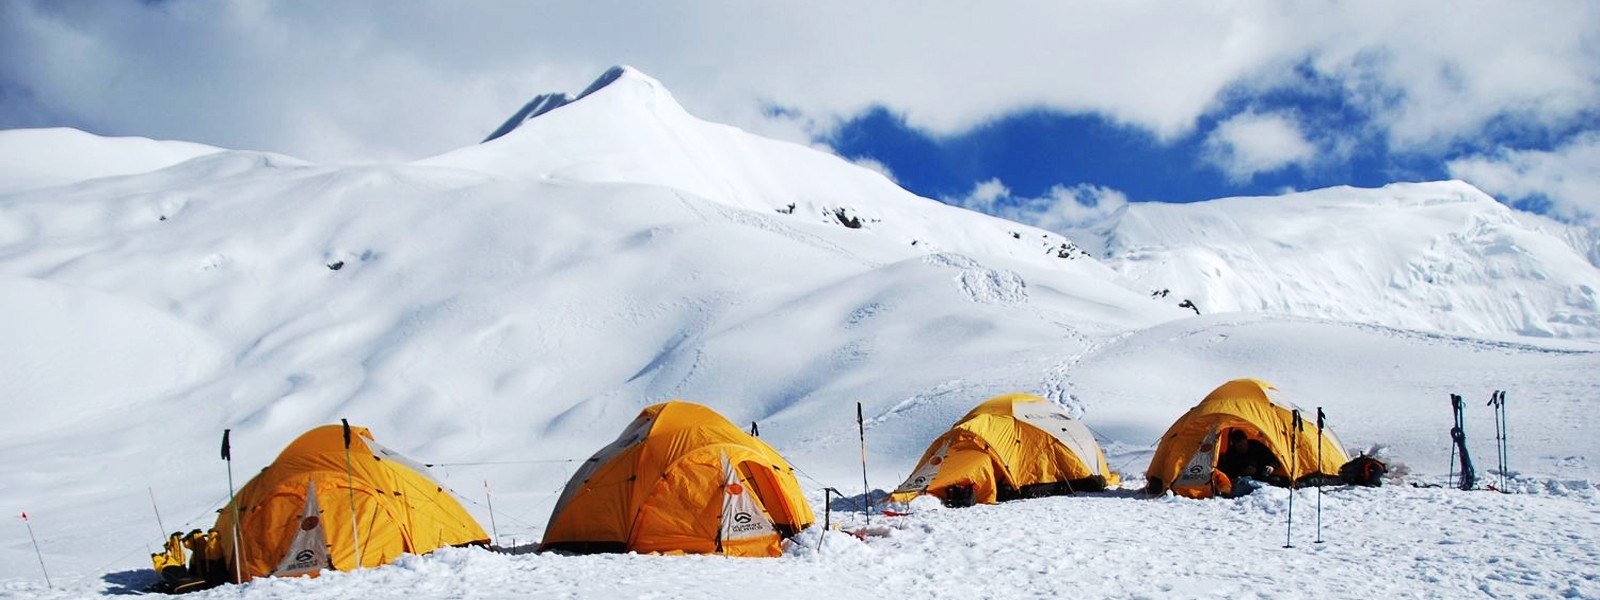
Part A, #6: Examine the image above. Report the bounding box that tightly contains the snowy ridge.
[0,128,222,195]
[1076,181,1600,338]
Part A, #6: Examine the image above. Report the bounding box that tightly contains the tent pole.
[341,419,363,569]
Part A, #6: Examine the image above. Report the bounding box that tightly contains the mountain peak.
[481,65,662,143]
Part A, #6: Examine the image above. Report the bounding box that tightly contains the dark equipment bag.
[1339,455,1388,486]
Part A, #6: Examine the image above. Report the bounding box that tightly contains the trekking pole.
[222,429,244,583]
[1499,391,1509,489]
[148,487,169,541]
[856,403,872,525]
[1491,390,1504,492]
[341,419,363,569]
[1283,409,1301,549]
[1497,390,1510,490]
[18,511,51,588]
[1487,391,1501,489]
[483,481,500,548]
[1315,407,1325,544]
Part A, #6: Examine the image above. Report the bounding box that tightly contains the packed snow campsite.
[1,67,1598,599]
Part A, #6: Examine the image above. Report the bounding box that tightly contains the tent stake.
[817,487,836,552]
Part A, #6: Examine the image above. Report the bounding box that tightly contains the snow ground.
[7,482,1597,599]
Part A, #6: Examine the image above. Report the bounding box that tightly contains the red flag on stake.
[19,509,51,587]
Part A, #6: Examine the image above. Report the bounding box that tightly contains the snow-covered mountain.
[424,66,1103,272]
[1070,181,1600,339]
[0,66,1596,598]
[0,66,1178,583]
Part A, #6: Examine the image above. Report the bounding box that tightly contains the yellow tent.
[1146,378,1351,498]
[541,401,815,557]
[890,393,1119,506]
[213,424,488,582]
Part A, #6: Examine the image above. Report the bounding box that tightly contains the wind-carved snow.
[921,253,1028,305]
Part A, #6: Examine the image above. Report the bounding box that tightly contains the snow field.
[6,482,1596,599]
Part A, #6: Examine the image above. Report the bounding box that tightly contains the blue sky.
[825,95,1600,210]
[3,2,1598,226]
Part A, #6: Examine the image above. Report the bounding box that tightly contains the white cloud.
[1202,111,1318,182]
[1447,133,1600,222]
[945,178,1128,234]
[848,157,898,183]
[1,1,1597,165]
[949,178,1012,214]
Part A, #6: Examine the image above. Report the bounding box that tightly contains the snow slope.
[0,128,222,195]
[0,67,1597,598]
[1072,181,1600,339]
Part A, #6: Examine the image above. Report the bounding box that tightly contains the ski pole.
[342,419,363,569]
[1284,409,1301,549]
[19,511,50,588]
[857,403,871,525]
[1315,407,1325,544]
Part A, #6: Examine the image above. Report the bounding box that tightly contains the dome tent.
[1146,378,1350,498]
[541,401,814,557]
[890,393,1118,507]
[212,423,489,582]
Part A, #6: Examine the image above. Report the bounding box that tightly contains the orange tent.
[1146,379,1350,498]
[890,393,1119,506]
[213,424,488,581]
[541,401,814,557]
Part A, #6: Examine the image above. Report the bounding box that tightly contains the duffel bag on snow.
[1339,455,1387,486]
